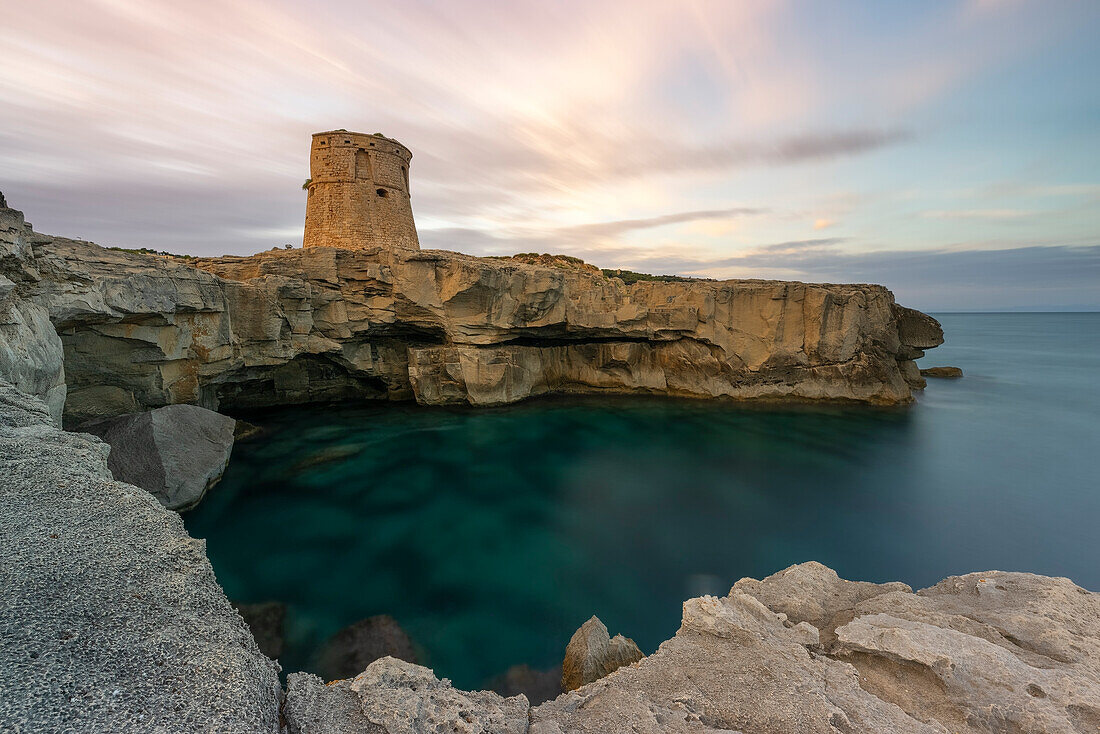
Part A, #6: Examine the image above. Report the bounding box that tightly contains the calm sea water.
[185,313,1100,688]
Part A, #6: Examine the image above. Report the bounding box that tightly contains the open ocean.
[185,312,1100,689]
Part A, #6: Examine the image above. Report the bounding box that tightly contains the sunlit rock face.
[6,211,939,424]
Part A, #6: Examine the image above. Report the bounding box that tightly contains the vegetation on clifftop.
[600,268,696,284]
[106,246,193,259]
[493,253,700,283]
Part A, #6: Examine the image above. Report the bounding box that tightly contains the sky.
[1,0,1098,311]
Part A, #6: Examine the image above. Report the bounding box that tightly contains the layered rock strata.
[0,199,942,426]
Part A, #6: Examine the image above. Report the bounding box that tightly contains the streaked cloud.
[0,0,1097,309]
[921,209,1034,221]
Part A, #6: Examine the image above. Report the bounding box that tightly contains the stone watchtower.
[302,130,419,251]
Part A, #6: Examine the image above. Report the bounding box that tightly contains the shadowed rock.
[896,305,945,350]
[921,365,963,378]
[488,663,563,706]
[80,404,235,511]
[234,601,286,660]
[318,614,418,682]
[561,616,644,691]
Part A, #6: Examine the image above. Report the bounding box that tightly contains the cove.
[184,312,1100,690]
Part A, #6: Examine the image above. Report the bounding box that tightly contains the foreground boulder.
[0,380,281,732]
[80,404,236,510]
[318,614,418,682]
[561,616,644,691]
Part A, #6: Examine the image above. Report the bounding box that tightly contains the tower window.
[376,188,388,198]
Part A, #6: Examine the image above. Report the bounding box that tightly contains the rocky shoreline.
[5,197,1100,732]
[3,197,941,430]
[5,378,1100,732]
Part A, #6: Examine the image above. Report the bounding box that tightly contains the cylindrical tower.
[302,130,419,251]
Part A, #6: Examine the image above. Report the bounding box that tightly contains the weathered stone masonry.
[303,130,419,251]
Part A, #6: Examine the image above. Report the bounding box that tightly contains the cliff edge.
[1,199,941,425]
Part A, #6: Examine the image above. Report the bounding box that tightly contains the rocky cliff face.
[0,380,282,732]
[0,200,942,425]
[0,204,65,423]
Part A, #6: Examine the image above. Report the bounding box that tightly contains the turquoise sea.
[185,313,1100,689]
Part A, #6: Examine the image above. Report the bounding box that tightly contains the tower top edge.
[312,130,410,152]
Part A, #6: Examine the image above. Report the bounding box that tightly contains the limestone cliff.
[0,200,942,425]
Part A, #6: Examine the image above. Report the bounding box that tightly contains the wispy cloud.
[0,0,1097,309]
[921,209,1034,221]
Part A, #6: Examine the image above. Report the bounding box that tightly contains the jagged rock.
[529,563,1100,733]
[234,601,286,660]
[0,380,281,732]
[561,616,644,691]
[318,614,418,682]
[80,404,236,511]
[921,365,963,378]
[0,204,65,423]
[285,657,530,734]
[898,358,926,389]
[489,663,563,706]
[896,306,944,350]
[0,293,65,423]
[731,560,911,645]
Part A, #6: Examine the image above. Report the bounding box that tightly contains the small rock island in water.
[2,132,1099,733]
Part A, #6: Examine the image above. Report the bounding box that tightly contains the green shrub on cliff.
[600,268,694,284]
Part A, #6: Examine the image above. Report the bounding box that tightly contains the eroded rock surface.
[0,380,281,733]
[285,657,530,734]
[561,615,644,691]
[489,663,563,706]
[284,562,1100,734]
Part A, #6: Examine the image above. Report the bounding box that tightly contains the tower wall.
[303,130,419,251]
